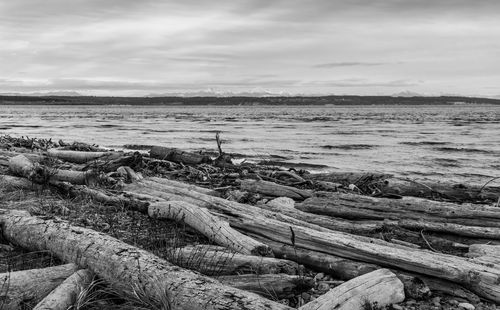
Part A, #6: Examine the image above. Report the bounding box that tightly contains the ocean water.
[1,104,499,185]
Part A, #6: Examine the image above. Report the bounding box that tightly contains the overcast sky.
[1,0,499,96]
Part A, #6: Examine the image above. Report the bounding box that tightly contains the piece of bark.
[0,263,79,310]
[240,179,312,200]
[219,274,313,299]
[299,269,405,310]
[150,146,212,165]
[123,179,500,302]
[0,210,291,310]
[148,201,272,256]
[297,193,500,227]
[305,172,500,202]
[46,149,114,164]
[9,155,95,185]
[33,268,94,310]
[173,245,298,276]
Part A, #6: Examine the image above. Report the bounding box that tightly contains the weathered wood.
[299,269,405,310]
[150,146,211,165]
[9,155,95,185]
[240,179,312,200]
[46,149,114,164]
[297,193,500,227]
[0,263,79,310]
[146,177,219,196]
[0,210,291,310]
[148,201,272,256]
[468,244,500,258]
[305,172,500,202]
[0,174,42,191]
[174,245,299,276]
[33,269,94,310]
[418,275,480,303]
[394,219,500,239]
[219,274,313,299]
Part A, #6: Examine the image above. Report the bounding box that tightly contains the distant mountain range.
[0,91,83,97]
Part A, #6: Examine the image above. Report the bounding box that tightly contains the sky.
[1,0,500,97]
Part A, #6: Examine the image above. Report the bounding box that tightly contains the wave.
[400,141,448,146]
[321,144,375,150]
[434,147,495,154]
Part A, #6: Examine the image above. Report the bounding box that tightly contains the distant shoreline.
[1,94,500,106]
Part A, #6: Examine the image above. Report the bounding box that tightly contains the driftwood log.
[0,210,292,310]
[33,269,94,310]
[0,174,42,191]
[240,179,312,200]
[174,245,299,275]
[46,149,114,164]
[148,201,272,256]
[150,146,211,165]
[0,263,79,310]
[299,269,405,310]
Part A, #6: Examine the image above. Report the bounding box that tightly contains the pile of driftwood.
[1,136,500,309]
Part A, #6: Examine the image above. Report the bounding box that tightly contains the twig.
[477,176,500,197]
[215,132,223,157]
[420,230,439,253]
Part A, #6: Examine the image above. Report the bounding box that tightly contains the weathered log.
[240,179,312,200]
[33,268,94,310]
[123,179,500,301]
[174,245,299,275]
[0,263,79,310]
[305,172,500,202]
[418,275,480,303]
[148,201,272,256]
[468,244,500,258]
[297,193,500,227]
[394,219,500,239]
[219,274,313,299]
[0,174,42,191]
[116,166,143,182]
[46,149,115,164]
[146,177,219,196]
[299,269,405,310]
[150,146,212,165]
[0,210,291,310]
[9,155,95,185]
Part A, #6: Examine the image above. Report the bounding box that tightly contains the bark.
[173,245,299,276]
[123,179,500,302]
[298,269,405,310]
[219,274,313,300]
[0,263,79,310]
[150,146,212,165]
[33,269,94,310]
[148,201,272,256]
[9,155,96,185]
[240,179,312,200]
[46,149,115,164]
[0,210,292,310]
[305,172,500,202]
[297,193,500,227]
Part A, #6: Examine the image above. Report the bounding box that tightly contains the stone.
[392,305,404,310]
[267,197,295,209]
[458,303,475,310]
[301,292,311,302]
[448,300,459,306]
[317,282,330,292]
[314,272,325,281]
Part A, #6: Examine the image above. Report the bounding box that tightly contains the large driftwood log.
[46,149,114,164]
[305,172,500,202]
[240,179,312,200]
[123,179,500,301]
[299,269,405,310]
[150,146,212,165]
[148,201,272,256]
[174,245,299,275]
[33,269,94,310]
[147,177,218,196]
[219,274,313,299]
[0,263,79,310]
[297,193,500,227]
[0,210,291,310]
[9,155,95,185]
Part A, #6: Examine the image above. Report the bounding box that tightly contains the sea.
[1,104,499,185]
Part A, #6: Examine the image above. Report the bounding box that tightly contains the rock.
[448,299,459,306]
[432,296,441,306]
[392,305,404,310]
[406,299,416,305]
[301,292,311,302]
[314,272,325,281]
[458,303,475,310]
[317,282,330,292]
[267,197,295,209]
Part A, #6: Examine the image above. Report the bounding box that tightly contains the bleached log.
[174,245,299,275]
[9,155,95,185]
[299,269,405,310]
[219,274,313,299]
[33,269,94,310]
[305,172,500,202]
[150,146,212,165]
[145,177,218,196]
[0,263,79,310]
[123,179,500,302]
[46,149,114,164]
[240,179,312,200]
[148,201,272,256]
[0,210,291,310]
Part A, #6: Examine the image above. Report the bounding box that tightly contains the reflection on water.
[1,104,499,184]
